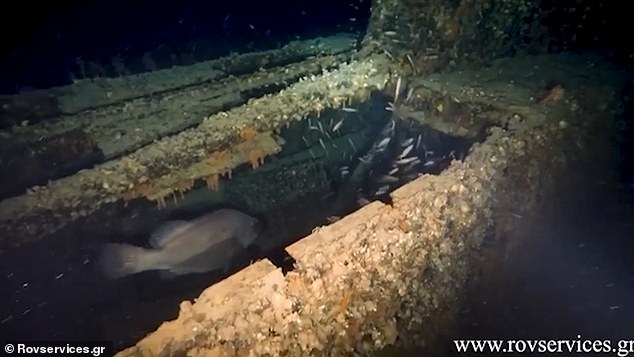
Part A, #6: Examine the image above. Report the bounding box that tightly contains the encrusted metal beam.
[114,55,626,356]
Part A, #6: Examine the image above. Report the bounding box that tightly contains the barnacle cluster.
[116,130,280,209]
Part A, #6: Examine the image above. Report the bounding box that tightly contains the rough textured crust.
[115,54,625,356]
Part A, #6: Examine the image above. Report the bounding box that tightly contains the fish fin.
[98,243,157,279]
[149,220,190,249]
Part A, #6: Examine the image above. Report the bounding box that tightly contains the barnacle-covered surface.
[0,50,391,248]
[0,0,569,248]
[0,34,357,203]
[114,54,626,356]
[361,0,537,73]
[0,34,357,125]
[0,0,627,353]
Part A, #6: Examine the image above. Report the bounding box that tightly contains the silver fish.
[377,137,391,150]
[401,137,414,147]
[395,156,419,165]
[405,87,414,102]
[375,185,391,195]
[399,144,414,158]
[347,137,358,152]
[317,121,325,133]
[394,76,402,103]
[98,209,263,279]
[339,165,350,178]
[332,118,344,132]
[376,175,399,184]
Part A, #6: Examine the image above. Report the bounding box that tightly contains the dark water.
[0,0,370,93]
[440,65,634,356]
[444,171,634,355]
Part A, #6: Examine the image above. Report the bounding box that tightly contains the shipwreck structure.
[0,0,627,355]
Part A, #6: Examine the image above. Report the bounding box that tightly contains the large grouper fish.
[98,208,264,279]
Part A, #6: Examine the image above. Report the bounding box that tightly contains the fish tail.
[98,243,160,279]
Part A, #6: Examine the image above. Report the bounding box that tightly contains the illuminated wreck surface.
[0,0,633,355]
